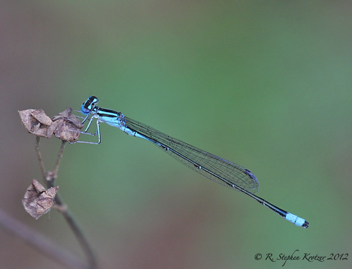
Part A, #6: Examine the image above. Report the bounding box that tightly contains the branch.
[0,208,88,269]
[18,108,97,269]
[35,132,97,269]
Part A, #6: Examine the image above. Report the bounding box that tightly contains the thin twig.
[58,207,97,268]
[52,140,66,180]
[35,138,97,269]
[35,136,46,180]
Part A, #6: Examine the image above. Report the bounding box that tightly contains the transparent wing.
[125,117,259,193]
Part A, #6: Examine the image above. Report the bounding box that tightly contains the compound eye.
[90,96,99,104]
[81,104,91,115]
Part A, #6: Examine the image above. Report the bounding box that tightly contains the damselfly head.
[81,96,99,115]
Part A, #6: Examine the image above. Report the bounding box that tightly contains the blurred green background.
[1,1,351,269]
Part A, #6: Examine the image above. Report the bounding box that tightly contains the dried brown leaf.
[18,109,55,138]
[19,107,83,142]
[52,108,83,143]
[22,179,59,219]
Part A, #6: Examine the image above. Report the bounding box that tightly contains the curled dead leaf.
[18,109,55,138]
[22,179,59,220]
[52,108,83,143]
[19,107,83,142]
